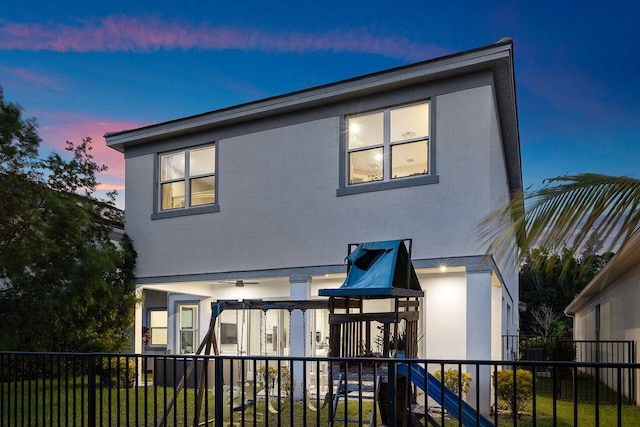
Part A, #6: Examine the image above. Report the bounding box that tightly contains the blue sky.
[1,1,638,208]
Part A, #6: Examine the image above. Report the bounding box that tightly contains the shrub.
[434,368,473,397]
[257,364,295,397]
[519,336,546,360]
[519,337,576,368]
[257,365,278,388]
[100,357,136,388]
[548,340,576,362]
[547,340,576,381]
[495,369,533,417]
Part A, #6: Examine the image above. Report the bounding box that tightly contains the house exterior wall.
[572,260,640,403]
[110,42,521,375]
[421,271,467,359]
[123,77,508,281]
[573,264,640,345]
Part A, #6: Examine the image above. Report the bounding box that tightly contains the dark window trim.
[151,204,220,219]
[337,98,437,196]
[152,142,220,219]
[337,174,439,196]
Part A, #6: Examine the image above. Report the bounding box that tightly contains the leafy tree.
[519,247,613,336]
[0,87,137,352]
[530,304,560,337]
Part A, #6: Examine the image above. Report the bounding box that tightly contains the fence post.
[631,341,637,405]
[214,356,223,427]
[87,354,96,427]
[387,360,397,426]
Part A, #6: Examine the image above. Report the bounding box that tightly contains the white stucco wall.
[572,261,640,403]
[573,264,640,346]
[421,271,467,359]
[124,84,509,280]
[121,73,520,369]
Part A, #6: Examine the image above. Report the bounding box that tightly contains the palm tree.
[483,173,640,266]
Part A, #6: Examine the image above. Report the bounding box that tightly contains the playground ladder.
[329,373,381,426]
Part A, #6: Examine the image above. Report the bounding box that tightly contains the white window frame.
[153,143,219,219]
[178,304,198,354]
[337,100,438,196]
[147,309,168,348]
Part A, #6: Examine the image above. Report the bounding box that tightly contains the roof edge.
[105,38,516,152]
[565,228,640,315]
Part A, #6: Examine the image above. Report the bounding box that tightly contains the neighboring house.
[565,229,640,401]
[105,38,521,364]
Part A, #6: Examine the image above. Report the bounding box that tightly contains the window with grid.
[148,310,168,347]
[159,145,216,211]
[346,102,429,185]
[179,305,198,354]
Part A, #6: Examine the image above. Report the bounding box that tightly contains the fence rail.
[1,351,639,426]
[502,335,636,406]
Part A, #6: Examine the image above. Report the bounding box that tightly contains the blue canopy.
[319,240,423,297]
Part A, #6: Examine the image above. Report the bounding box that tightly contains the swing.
[199,383,261,427]
[235,301,247,355]
[301,308,330,412]
[258,308,290,414]
[204,303,262,426]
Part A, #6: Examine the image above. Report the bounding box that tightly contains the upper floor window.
[347,102,429,185]
[159,145,216,211]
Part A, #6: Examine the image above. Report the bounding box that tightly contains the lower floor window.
[149,310,168,347]
[179,305,198,354]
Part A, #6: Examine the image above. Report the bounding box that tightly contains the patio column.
[466,270,492,416]
[134,288,144,381]
[289,275,312,356]
[289,275,311,400]
[134,288,144,354]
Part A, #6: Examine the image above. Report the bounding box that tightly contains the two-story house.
[106,38,521,364]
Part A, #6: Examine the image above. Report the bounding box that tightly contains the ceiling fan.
[217,279,260,287]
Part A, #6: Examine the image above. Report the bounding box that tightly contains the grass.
[0,376,380,426]
[478,374,640,427]
[483,394,640,427]
[512,394,640,427]
[3,374,640,426]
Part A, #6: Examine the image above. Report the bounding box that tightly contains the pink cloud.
[0,16,447,61]
[0,66,66,92]
[37,114,145,191]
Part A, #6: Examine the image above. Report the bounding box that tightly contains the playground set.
[157,239,492,426]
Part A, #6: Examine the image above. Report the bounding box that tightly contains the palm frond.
[482,173,640,263]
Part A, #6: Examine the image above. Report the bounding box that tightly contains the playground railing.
[1,351,639,426]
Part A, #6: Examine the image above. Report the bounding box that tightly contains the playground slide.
[398,363,494,427]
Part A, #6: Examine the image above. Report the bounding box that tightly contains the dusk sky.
[1,1,638,209]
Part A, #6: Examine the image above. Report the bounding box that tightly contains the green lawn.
[507,394,640,427]
[3,376,640,426]
[1,377,380,426]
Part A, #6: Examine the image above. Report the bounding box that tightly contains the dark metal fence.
[1,351,639,426]
[503,335,636,405]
